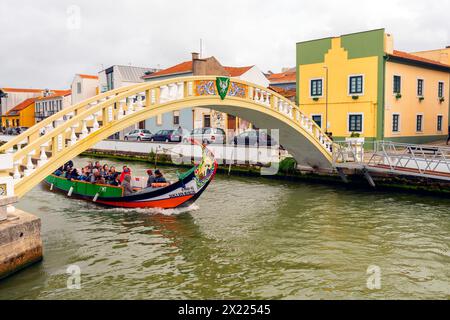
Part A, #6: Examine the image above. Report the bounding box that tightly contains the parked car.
[124,129,152,141]
[171,127,191,143]
[189,127,226,144]
[233,130,278,147]
[150,129,177,142]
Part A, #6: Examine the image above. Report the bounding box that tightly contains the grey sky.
[1,0,449,89]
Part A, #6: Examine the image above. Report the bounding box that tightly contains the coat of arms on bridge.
[216,77,230,100]
[195,79,247,99]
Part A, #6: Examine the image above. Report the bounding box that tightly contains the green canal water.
[0,156,449,299]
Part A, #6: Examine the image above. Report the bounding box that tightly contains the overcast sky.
[1,0,449,89]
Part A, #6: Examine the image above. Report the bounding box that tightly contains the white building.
[35,90,71,123]
[98,65,159,92]
[98,65,159,138]
[71,74,99,105]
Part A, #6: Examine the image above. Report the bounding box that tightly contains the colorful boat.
[43,143,217,209]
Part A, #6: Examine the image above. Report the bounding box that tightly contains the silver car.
[124,129,152,141]
[189,127,226,144]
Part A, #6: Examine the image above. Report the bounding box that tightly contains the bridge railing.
[0,83,145,154]
[0,76,333,196]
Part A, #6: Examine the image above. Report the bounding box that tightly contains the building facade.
[98,65,158,138]
[143,53,269,136]
[297,29,450,143]
[0,88,67,123]
[1,98,36,128]
[34,90,71,123]
[71,74,99,105]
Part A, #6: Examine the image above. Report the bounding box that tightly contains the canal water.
[0,156,449,299]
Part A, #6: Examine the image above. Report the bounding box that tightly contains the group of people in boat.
[53,160,168,196]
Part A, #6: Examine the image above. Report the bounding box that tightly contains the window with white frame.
[311,115,322,128]
[348,114,363,133]
[77,82,82,94]
[310,79,323,97]
[349,75,364,95]
[416,115,423,132]
[417,79,424,97]
[437,115,443,131]
[392,114,400,132]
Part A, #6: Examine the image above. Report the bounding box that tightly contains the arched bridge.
[0,76,333,198]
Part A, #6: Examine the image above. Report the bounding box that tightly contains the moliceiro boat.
[44,142,217,209]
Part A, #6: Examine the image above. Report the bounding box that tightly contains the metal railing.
[333,139,450,180]
[368,141,450,175]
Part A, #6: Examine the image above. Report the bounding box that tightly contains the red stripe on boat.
[96,195,194,209]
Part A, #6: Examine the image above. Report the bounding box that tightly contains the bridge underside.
[211,105,332,169]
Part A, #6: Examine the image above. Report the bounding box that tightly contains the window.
[156,114,162,126]
[393,75,401,94]
[203,114,211,128]
[348,114,363,133]
[349,75,364,95]
[310,79,323,97]
[437,115,443,131]
[438,82,444,98]
[173,111,180,125]
[312,115,322,128]
[106,71,114,91]
[77,82,82,94]
[416,115,423,132]
[417,79,424,96]
[392,114,400,132]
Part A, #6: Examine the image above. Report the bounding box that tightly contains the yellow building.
[1,98,36,128]
[297,29,450,144]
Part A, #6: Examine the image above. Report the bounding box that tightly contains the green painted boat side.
[44,175,124,197]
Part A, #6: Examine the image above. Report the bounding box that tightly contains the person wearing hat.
[146,169,156,188]
[154,169,167,183]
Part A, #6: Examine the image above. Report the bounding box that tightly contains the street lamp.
[323,66,329,135]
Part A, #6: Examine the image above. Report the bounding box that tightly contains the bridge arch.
[0,76,333,197]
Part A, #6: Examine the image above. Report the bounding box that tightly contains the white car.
[124,129,152,141]
[188,127,226,144]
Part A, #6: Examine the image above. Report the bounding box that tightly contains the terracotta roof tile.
[143,61,193,78]
[390,50,450,68]
[267,71,296,84]
[224,66,253,77]
[78,74,98,80]
[37,90,72,100]
[1,88,45,93]
[6,98,36,115]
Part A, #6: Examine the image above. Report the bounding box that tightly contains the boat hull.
[44,163,216,209]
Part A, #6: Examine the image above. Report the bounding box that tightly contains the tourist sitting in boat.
[102,164,109,177]
[66,168,80,181]
[63,160,73,171]
[146,169,156,188]
[119,166,131,183]
[54,166,64,176]
[106,166,120,186]
[77,167,89,181]
[154,169,167,183]
[121,174,135,196]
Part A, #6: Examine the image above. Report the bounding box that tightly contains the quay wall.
[0,202,43,280]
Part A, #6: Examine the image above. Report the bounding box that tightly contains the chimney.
[192,52,200,60]
[385,33,394,55]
